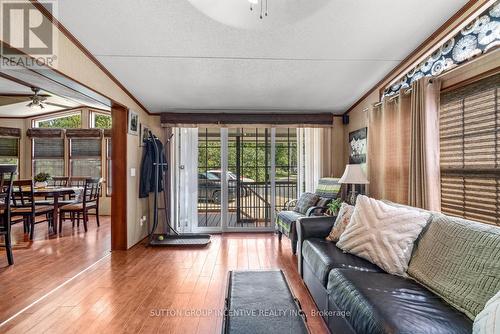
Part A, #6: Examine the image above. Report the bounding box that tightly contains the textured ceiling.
[55,0,469,114]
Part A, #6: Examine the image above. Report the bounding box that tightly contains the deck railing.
[198,179,297,227]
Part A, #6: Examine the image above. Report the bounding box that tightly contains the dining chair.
[11,180,55,240]
[0,165,17,265]
[37,177,70,205]
[49,176,69,187]
[60,178,102,233]
[67,177,87,201]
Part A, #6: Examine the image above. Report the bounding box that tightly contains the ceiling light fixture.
[249,0,268,19]
[27,87,46,109]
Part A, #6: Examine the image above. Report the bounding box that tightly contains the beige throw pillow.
[473,290,500,334]
[326,203,354,242]
[336,195,430,276]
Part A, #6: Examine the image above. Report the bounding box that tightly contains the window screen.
[440,74,500,226]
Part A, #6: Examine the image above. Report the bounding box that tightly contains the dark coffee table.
[223,270,308,334]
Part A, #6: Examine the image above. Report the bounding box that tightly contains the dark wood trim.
[111,104,128,250]
[160,112,334,126]
[0,93,48,97]
[29,0,150,115]
[344,0,482,115]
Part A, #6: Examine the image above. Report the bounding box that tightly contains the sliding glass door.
[174,127,298,232]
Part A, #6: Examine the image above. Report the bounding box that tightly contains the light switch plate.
[130,168,136,177]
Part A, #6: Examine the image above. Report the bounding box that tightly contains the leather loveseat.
[296,209,500,334]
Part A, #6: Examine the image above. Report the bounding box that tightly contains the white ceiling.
[0,76,80,117]
[56,0,469,114]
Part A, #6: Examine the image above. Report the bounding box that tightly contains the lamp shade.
[339,164,369,184]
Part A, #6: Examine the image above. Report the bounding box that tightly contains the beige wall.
[330,117,346,177]
[126,112,163,248]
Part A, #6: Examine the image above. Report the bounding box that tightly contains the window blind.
[33,138,64,158]
[440,73,500,226]
[0,138,18,157]
[70,139,101,157]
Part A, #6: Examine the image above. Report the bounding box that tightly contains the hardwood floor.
[0,216,111,324]
[0,222,328,333]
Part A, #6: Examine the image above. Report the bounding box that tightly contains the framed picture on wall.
[349,127,367,164]
[128,110,139,135]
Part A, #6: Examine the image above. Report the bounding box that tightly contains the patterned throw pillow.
[473,291,500,334]
[294,192,319,214]
[337,195,430,276]
[408,214,500,320]
[326,203,354,242]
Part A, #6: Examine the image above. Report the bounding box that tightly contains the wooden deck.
[197,212,274,228]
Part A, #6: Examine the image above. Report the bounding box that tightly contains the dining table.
[33,186,83,234]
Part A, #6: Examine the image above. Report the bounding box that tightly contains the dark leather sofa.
[296,217,473,334]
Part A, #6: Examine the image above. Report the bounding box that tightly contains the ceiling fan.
[0,87,75,110]
[26,87,75,109]
[27,87,47,109]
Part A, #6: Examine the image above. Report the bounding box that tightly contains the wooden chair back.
[69,177,87,187]
[11,180,35,209]
[0,165,17,225]
[83,178,102,206]
[49,176,69,187]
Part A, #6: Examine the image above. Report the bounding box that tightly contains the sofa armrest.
[285,199,298,210]
[296,216,336,276]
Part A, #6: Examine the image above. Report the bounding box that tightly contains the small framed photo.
[140,124,150,146]
[128,110,139,135]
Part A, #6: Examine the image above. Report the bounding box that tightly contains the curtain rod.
[361,77,437,112]
[362,87,413,112]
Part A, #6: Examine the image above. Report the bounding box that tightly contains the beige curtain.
[368,93,411,204]
[409,78,442,211]
[299,128,334,193]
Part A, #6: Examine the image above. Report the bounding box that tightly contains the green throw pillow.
[294,192,319,214]
[408,214,500,320]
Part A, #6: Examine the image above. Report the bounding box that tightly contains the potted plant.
[326,198,343,216]
[34,172,51,188]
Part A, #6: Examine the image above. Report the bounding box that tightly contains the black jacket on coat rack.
[139,137,167,198]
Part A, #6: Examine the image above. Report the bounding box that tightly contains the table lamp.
[339,164,369,204]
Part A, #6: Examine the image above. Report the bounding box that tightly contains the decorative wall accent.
[383,1,500,97]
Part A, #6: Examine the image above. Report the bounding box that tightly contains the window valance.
[65,129,103,138]
[0,127,21,138]
[26,128,64,138]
